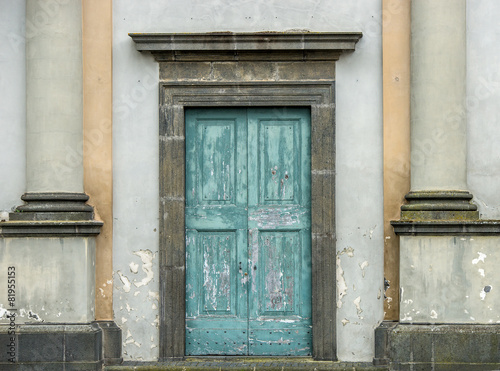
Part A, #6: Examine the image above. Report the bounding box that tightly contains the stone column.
[380,1,500,367]
[402,0,478,219]
[10,0,94,219]
[26,0,83,194]
[0,1,103,368]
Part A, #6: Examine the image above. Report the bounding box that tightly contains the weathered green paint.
[185,108,311,356]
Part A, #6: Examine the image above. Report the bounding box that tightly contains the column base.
[10,192,95,221]
[400,191,479,220]
[96,321,123,365]
[0,323,103,370]
[374,322,500,369]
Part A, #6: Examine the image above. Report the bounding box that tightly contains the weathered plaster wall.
[467,1,500,219]
[0,237,96,324]
[400,236,500,324]
[113,0,383,361]
[0,1,26,212]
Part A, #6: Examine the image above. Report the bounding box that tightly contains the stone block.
[375,322,500,368]
[212,62,276,81]
[18,333,64,362]
[277,61,335,81]
[160,62,211,81]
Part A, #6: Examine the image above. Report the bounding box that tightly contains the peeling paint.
[336,255,347,308]
[472,252,487,265]
[148,291,160,302]
[129,262,139,274]
[0,306,7,319]
[401,313,412,321]
[339,246,355,257]
[480,285,492,300]
[341,318,350,326]
[117,270,131,293]
[124,329,142,348]
[133,249,154,287]
[353,296,363,319]
[248,206,305,229]
[430,310,438,319]
[478,268,485,277]
[359,261,369,278]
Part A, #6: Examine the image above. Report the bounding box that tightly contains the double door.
[185,107,311,356]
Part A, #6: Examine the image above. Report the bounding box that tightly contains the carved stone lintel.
[129,32,363,62]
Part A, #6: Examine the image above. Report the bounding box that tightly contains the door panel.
[186,107,311,356]
[185,109,248,355]
[247,108,312,356]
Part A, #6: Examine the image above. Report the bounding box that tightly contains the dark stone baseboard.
[374,321,500,369]
[96,321,123,365]
[0,323,103,370]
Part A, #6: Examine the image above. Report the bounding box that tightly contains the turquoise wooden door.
[185,107,311,356]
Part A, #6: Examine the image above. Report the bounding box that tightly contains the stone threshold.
[105,358,385,370]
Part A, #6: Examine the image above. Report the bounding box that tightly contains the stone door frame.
[129,32,362,361]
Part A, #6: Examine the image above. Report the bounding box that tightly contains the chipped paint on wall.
[133,249,154,287]
[117,270,131,293]
[472,252,487,265]
[359,261,369,278]
[114,248,159,360]
[129,262,139,274]
[336,255,347,309]
[353,296,363,319]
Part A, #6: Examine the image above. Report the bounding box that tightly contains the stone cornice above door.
[129,32,362,62]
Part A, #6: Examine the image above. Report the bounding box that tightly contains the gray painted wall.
[0,1,26,212]
[467,1,500,219]
[113,0,384,362]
